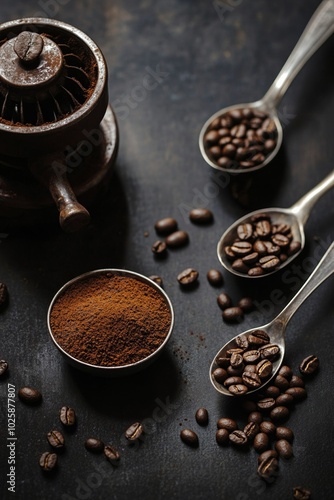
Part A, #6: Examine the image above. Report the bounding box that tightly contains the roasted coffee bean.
[285,387,307,401]
[216,356,230,368]
[237,223,253,240]
[242,371,262,388]
[125,422,144,441]
[253,239,267,255]
[104,445,121,464]
[229,430,248,446]
[270,406,289,421]
[47,430,65,449]
[273,375,290,391]
[151,240,167,255]
[248,266,265,276]
[272,233,290,247]
[243,349,260,364]
[293,486,311,499]
[39,452,57,472]
[259,344,280,360]
[0,282,8,308]
[275,439,293,459]
[299,355,319,375]
[59,406,76,426]
[259,255,280,270]
[256,359,273,379]
[0,359,8,377]
[237,297,253,312]
[177,268,199,286]
[256,219,271,237]
[241,252,259,266]
[216,428,229,446]
[244,364,257,373]
[257,456,279,481]
[207,269,223,286]
[235,334,249,350]
[264,385,280,398]
[278,365,293,380]
[165,230,189,248]
[247,329,270,346]
[276,393,294,407]
[226,347,244,357]
[18,387,42,405]
[232,259,250,273]
[243,422,259,440]
[276,426,294,442]
[149,275,163,287]
[227,364,243,376]
[257,398,276,411]
[248,411,263,424]
[189,208,213,224]
[180,429,199,447]
[217,293,232,310]
[195,408,209,426]
[288,241,302,255]
[253,432,269,453]
[217,417,238,432]
[224,376,243,387]
[259,421,276,435]
[14,31,44,63]
[230,352,244,368]
[228,384,248,395]
[84,438,105,453]
[222,307,244,322]
[231,241,253,256]
[212,367,228,384]
[289,375,305,388]
[154,217,178,235]
[258,449,278,464]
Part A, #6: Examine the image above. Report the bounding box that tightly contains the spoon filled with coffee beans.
[210,241,334,397]
[217,169,334,278]
[199,0,334,174]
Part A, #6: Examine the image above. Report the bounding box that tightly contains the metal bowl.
[47,269,174,377]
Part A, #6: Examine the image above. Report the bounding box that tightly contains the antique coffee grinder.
[0,18,118,232]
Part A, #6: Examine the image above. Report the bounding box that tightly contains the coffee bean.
[217,417,238,432]
[59,406,76,426]
[177,268,199,286]
[278,365,293,380]
[224,376,243,387]
[195,408,209,426]
[275,439,293,459]
[256,359,273,379]
[257,456,279,481]
[217,293,232,310]
[154,217,178,235]
[216,357,230,368]
[259,255,280,270]
[276,393,294,407]
[125,422,144,441]
[232,259,250,273]
[270,406,289,421]
[180,429,199,447]
[243,350,260,364]
[276,426,294,442]
[47,430,65,449]
[243,422,259,440]
[289,375,305,388]
[230,352,244,368]
[104,445,121,464]
[253,432,269,453]
[39,452,57,472]
[244,364,257,373]
[259,421,276,435]
[248,411,263,424]
[235,334,249,350]
[18,387,42,405]
[149,275,163,287]
[228,384,248,395]
[242,371,262,388]
[293,486,311,499]
[229,430,248,446]
[256,219,271,237]
[247,329,270,346]
[237,223,253,240]
[226,347,244,357]
[207,269,223,286]
[257,398,276,411]
[258,449,278,464]
[285,387,307,401]
[84,438,104,453]
[0,359,8,377]
[0,282,8,309]
[165,230,189,248]
[288,241,302,255]
[273,375,290,391]
[14,31,44,64]
[241,252,259,266]
[212,367,228,384]
[299,355,319,375]
[231,241,253,256]
[151,240,167,255]
[259,344,280,360]
[189,208,213,224]
[237,297,253,312]
[248,267,265,276]
[264,385,280,398]
[216,428,229,446]
[222,307,244,322]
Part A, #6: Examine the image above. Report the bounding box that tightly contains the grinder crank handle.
[29,153,90,232]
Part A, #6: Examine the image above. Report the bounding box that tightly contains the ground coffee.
[49,273,171,366]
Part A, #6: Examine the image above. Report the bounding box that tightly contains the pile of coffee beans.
[223,214,301,276]
[181,355,318,487]
[203,108,278,170]
[212,329,281,394]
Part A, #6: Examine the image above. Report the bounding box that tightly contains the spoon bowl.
[217,169,334,278]
[199,0,334,174]
[210,241,334,397]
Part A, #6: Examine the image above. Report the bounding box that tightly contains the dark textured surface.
[1,1,334,499]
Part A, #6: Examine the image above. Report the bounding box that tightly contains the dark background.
[1,1,334,499]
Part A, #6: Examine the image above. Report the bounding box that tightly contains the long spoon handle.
[262,0,334,110]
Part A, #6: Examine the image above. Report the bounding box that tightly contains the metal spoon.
[199,0,334,174]
[217,169,334,278]
[210,241,334,397]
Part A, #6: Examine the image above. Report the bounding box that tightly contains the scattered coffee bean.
[264,385,280,398]
[125,422,144,442]
[285,387,307,401]
[165,230,189,248]
[217,293,232,310]
[207,269,223,286]
[104,445,121,465]
[154,217,178,235]
[212,367,228,384]
[299,355,319,375]
[189,208,213,224]
[149,275,163,287]
[258,449,278,465]
[0,359,9,377]
[289,375,305,388]
[39,452,57,472]
[259,421,276,435]
[0,282,8,309]
[270,406,289,421]
[244,422,259,440]
[228,384,248,395]
[222,307,244,322]
[180,429,199,447]
[276,426,294,442]
[195,408,209,426]
[18,387,42,405]
[276,393,294,407]
[224,376,243,387]
[275,439,293,459]
[59,406,76,426]
[237,297,253,312]
[248,411,263,424]
[229,430,248,446]
[177,268,199,286]
[47,430,65,449]
[257,398,276,411]
[253,432,269,453]
[217,417,238,432]
[278,365,293,380]
[293,486,311,499]
[273,375,290,391]
[151,240,167,256]
[257,456,279,481]
[216,428,229,446]
[84,438,105,453]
